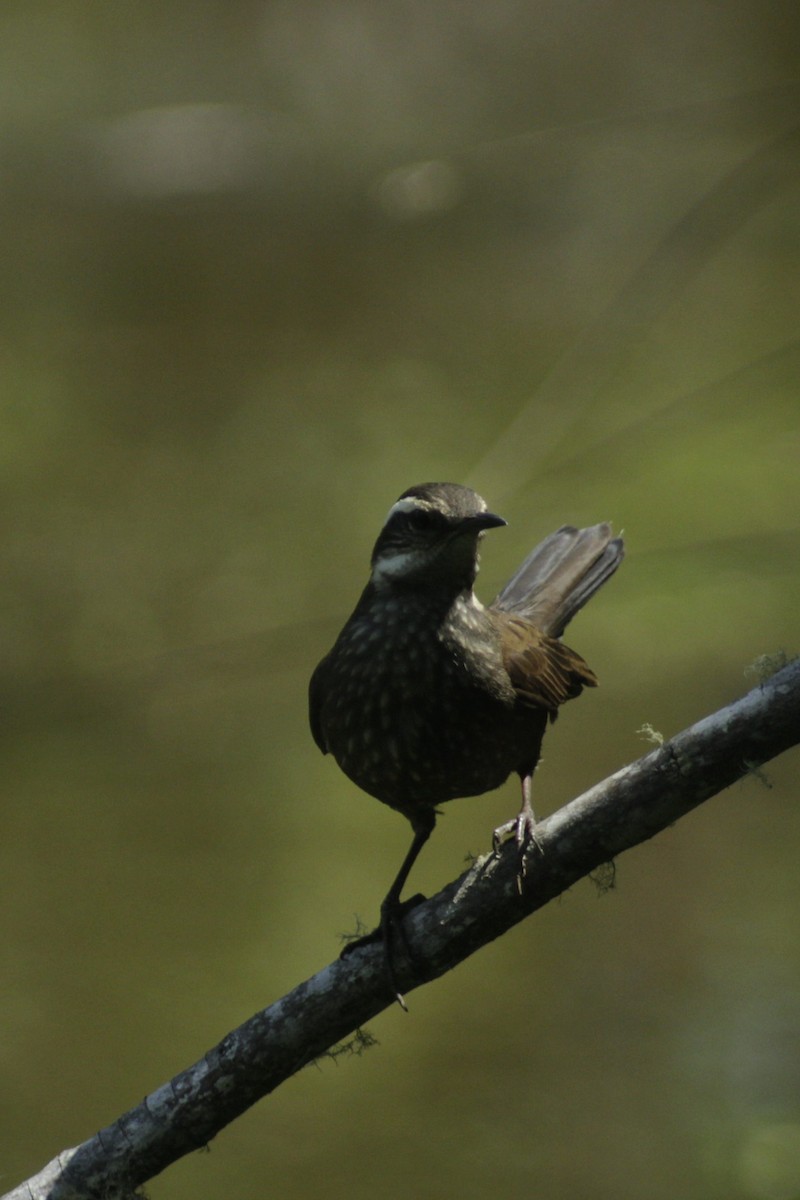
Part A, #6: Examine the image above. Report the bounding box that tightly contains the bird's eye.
[404,509,441,532]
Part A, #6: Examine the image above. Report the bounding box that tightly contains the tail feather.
[492,523,624,637]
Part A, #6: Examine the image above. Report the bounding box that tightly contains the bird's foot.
[492,809,542,853]
[340,893,426,1010]
[340,894,425,955]
[492,806,543,892]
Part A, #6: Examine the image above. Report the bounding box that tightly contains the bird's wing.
[495,613,597,712]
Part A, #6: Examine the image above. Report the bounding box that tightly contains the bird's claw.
[340,894,426,1009]
[492,808,543,891]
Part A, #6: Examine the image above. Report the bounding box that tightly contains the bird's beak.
[462,511,507,533]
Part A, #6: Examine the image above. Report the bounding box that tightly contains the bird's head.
[369,482,506,594]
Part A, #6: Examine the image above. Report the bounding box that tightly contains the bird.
[309,482,624,1005]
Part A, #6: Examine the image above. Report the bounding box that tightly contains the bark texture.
[6,657,799,1200]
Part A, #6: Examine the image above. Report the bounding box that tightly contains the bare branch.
[6,657,799,1200]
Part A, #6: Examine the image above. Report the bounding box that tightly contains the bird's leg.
[341,809,435,1010]
[492,771,542,888]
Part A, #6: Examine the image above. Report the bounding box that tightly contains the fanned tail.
[493,523,624,637]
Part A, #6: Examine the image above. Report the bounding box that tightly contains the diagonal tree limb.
[6,657,800,1200]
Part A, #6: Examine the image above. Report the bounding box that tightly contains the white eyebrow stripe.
[384,497,429,522]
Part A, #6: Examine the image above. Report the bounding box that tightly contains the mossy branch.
[6,656,800,1200]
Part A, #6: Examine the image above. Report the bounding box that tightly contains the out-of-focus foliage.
[0,4,798,1198]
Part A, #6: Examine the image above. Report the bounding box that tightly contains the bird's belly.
[319,623,538,809]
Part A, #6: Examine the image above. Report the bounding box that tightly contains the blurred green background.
[1,3,799,1198]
